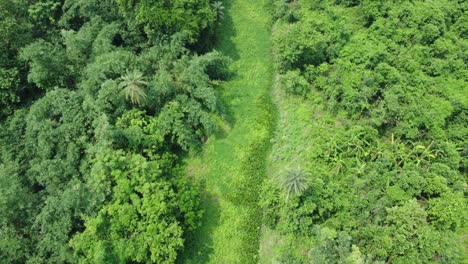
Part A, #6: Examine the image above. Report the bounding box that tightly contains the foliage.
[118,70,148,105]
[180,1,276,262]
[0,1,32,66]
[20,40,71,90]
[115,0,216,42]
[71,150,202,264]
[0,0,227,263]
[280,70,309,96]
[0,0,32,117]
[281,169,309,200]
[0,68,20,116]
[0,89,101,263]
[28,0,62,35]
[263,0,467,262]
[211,1,225,21]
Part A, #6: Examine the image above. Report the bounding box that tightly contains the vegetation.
[1,0,466,263]
[0,0,228,263]
[118,70,148,106]
[261,0,467,263]
[281,169,309,201]
[116,0,216,42]
[181,0,275,262]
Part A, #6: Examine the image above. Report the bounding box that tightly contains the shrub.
[280,70,309,96]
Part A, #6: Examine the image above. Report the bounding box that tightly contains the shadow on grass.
[179,1,240,262]
[215,0,239,61]
[214,89,235,140]
[212,0,239,140]
[178,186,221,264]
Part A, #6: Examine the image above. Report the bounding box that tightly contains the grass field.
[180,0,275,263]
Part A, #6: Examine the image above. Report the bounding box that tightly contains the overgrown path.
[181,0,274,263]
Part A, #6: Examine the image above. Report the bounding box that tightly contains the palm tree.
[281,169,309,201]
[211,1,225,21]
[118,70,148,106]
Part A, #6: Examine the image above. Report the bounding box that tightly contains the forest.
[0,0,466,264]
[261,0,467,263]
[1,0,228,263]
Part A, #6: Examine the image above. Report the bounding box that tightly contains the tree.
[118,70,148,106]
[115,0,216,42]
[21,89,102,263]
[281,169,309,201]
[20,40,71,90]
[0,160,32,263]
[266,0,466,262]
[0,0,226,263]
[280,70,309,96]
[211,1,225,21]
[0,68,20,117]
[27,0,62,35]
[71,150,202,264]
[428,192,466,230]
[0,0,34,116]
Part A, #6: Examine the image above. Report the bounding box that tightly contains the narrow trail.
[181,0,274,263]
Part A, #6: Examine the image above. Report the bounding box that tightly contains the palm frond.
[281,169,309,201]
[118,70,148,106]
[211,1,225,20]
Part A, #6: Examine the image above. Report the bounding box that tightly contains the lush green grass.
[180,0,274,263]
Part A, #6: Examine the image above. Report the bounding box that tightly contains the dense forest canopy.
[0,0,227,263]
[263,0,467,263]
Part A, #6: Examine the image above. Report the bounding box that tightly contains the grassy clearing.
[180,0,274,263]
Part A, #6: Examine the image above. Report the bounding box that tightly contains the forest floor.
[180,0,275,263]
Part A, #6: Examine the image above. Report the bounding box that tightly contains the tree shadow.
[215,0,239,62]
[177,180,221,263]
[179,1,239,260]
[211,0,240,140]
[212,89,234,140]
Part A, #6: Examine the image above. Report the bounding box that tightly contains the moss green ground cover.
[181,0,275,263]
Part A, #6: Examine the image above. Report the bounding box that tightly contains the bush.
[280,70,309,96]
